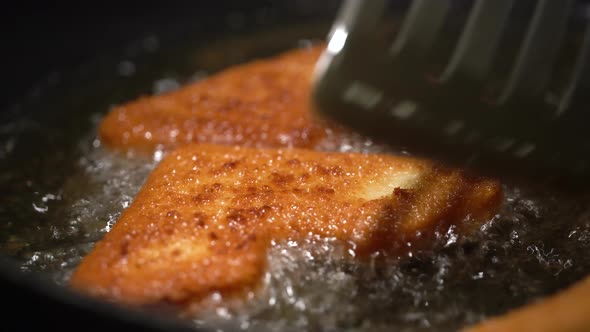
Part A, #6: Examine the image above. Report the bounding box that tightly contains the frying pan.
[1,1,589,331]
[0,1,340,330]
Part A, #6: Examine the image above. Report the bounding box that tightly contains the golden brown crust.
[71,144,502,311]
[465,276,590,332]
[99,45,349,153]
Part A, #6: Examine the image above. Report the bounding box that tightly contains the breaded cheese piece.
[100,45,348,153]
[465,275,590,332]
[71,144,502,311]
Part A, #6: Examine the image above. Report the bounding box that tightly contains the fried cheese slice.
[99,45,349,153]
[71,144,502,311]
[465,275,590,332]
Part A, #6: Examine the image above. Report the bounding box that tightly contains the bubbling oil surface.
[1,28,590,332]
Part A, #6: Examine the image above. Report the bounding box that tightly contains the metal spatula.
[312,0,590,187]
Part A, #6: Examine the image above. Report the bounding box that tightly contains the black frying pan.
[0,2,340,331]
[1,1,590,331]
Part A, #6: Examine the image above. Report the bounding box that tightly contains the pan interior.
[1,20,590,332]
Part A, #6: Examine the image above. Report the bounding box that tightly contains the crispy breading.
[71,144,502,311]
[99,45,349,153]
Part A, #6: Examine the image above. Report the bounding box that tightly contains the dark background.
[0,0,341,112]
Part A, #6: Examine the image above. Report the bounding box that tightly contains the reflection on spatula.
[312,0,590,188]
